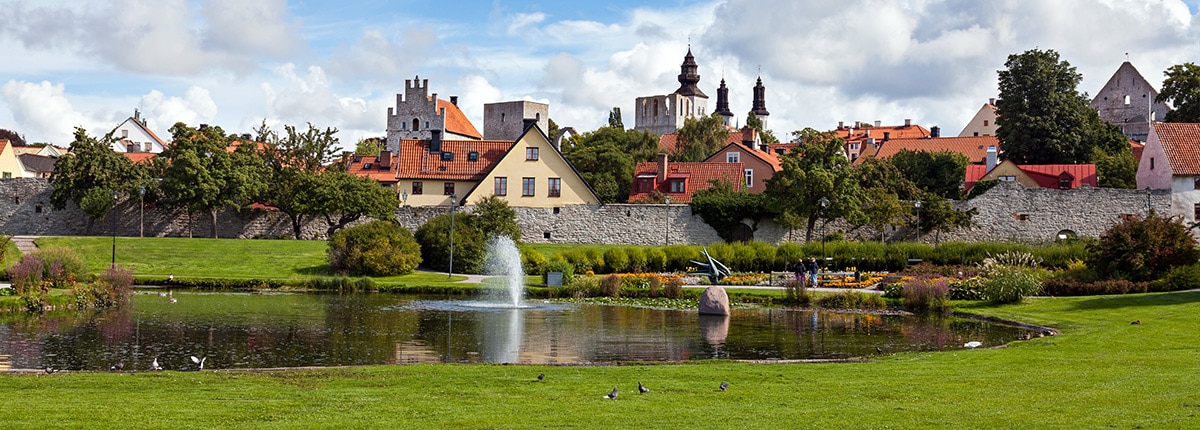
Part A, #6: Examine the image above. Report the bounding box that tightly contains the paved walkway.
[10,236,38,255]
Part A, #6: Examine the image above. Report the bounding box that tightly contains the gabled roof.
[395,138,513,181]
[117,116,168,148]
[1020,164,1098,189]
[345,153,399,183]
[857,135,998,164]
[1129,140,1145,163]
[1151,122,1200,175]
[436,99,482,139]
[838,123,930,142]
[658,126,768,156]
[459,124,603,205]
[628,161,743,204]
[123,152,156,164]
[18,154,56,173]
[708,141,782,172]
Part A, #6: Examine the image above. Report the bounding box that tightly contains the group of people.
[792,257,821,287]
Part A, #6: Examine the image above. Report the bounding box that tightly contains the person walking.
[792,258,806,283]
[807,258,820,288]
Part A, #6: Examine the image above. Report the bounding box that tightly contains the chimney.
[450,96,458,106]
[378,150,392,169]
[867,138,876,148]
[930,126,941,138]
[657,153,669,182]
[429,130,443,153]
[837,121,844,129]
[522,118,537,133]
[904,118,912,127]
[988,97,996,106]
[874,120,882,127]
[986,146,998,172]
[241,133,251,140]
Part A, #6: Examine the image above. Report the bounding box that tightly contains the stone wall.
[0,178,1176,245]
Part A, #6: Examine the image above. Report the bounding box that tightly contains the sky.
[1,0,1199,149]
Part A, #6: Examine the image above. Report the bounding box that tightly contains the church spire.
[715,78,733,126]
[673,47,708,98]
[751,76,769,117]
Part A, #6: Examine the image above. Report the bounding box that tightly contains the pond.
[0,291,1027,371]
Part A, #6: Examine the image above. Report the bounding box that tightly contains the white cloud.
[139,86,219,132]
[261,63,391,148]
[0,80,106,144]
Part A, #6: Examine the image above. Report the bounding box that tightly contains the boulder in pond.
[698,286,730,316]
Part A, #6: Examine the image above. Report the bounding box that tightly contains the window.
[127,143,138,152]
[2,172,10,179]
[548,178,561,197]
[468,151,479,161]
[636,178,654,193]
[412,118,419,131]
[494,177,507,196]
[745,169,754,187]
[983,120,989,126]
[526,147,539,161]
[121,129,129,138]
[412,182,423,195]
[999,175,1016,182]
[726,152,740,163]
[1150,158,1155,170]
[1194,203,1200,221]
[1124,95,1131,105]
[425,121,430,129]
[35,204,42,213]
[1059,177,1071,189]
[669,179,685,193]
[522,178,535,196]
[1194,178,1200,190]
[441,151,454,161]
[444,182,454,195]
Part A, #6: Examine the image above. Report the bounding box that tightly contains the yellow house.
[0,139,29,178]
[380,125,600,207]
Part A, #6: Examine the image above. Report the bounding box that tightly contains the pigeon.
[638,381,649,394]
[110,361,124,372]
[1131,320,1141,325]
[44,367,57,374]
[151,357,162,372]
[190,356,207,371]
[719,382,728,391]
[604,387,618,400]
[169,297,177,304]
[875,346,884,354]
[537,373,544,381]
[964,341,983,348]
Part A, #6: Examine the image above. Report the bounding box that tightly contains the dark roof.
[18,154,56,172]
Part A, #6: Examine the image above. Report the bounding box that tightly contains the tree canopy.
[562,126,658,203]
[765,128,865,241]
[159,123,267,238]
[996,49,1128,164]
[49,128,149,228]
[745,111,779,143]
[256,122,342,239]
[888,149,968,199]
[1157,62,1200,123]
[673,113,729,162]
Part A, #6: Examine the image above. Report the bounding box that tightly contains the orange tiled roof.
[0,139,8,155]
[437,99,482,139]
[628,161,743,203]
[1129,140,1145,163]
[859,135,998,164]
[394,138,512,181]
[1020,164,1098,189]
[709,141,783,172]
[346,153,399,183]
[123,152,156,164]
[1152,122,1200,175]
[837,123,930,142]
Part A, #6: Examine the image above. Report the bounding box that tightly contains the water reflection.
[0,292,1028,370]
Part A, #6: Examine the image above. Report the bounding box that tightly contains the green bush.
[415,213,487,274]
[663,245,699,271]
[645,248,667,272]
[33,245,86,287]
[559,250,594,274]
[299,276,375,291]
[625,247,647,272]
[1159,264,1200,291]
[1087,211,1200,282]
[542,259,575,286]
[520,246,547,275]
[1041,277,1150,296]
[775,243,803,268]
[948,277,987,300]
[981,266,1042,304]
[815,291,885,310]
[749,241,777,272]
[783,279,811,305]
[328,220,422,276]
[602,248,630,273]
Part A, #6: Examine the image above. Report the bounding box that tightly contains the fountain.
[484,235,526,308]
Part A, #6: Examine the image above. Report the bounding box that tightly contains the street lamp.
[818,197,829,257]
[914,200,922,243]
[664,195,671,246]
[1145,187,1152,217]
[111,190,119,268]
[138,186,145,238]
[448,193,458,279]
[401,190,409,207]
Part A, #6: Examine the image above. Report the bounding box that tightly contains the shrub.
[83,264,135,308]
[775,243,803,268]
[901,277,950,314]
[625,247,647,273]
[648,276,662,298]
[664,276,684,299]
[9,255,48,311]
[328,220,422,276]
[815,291,885,310]
[1041,277,1150,296]
[559,250,594,274]
[663,245,699,271]
[981,266,1042,304]
[472,195,521,241]
[32,245,85,287]
[563,275,600,298]
[299,276,376,291]
[602,248,630,274]
[415,213,487,274]
[645,248,668,272]
[1158,264,1200,291]
[542,259,575,286]
[948,277,987,300]
[1087,211,1200,282]
[601,274,622,297]
[783,280,811,306]
[520,246,547,275]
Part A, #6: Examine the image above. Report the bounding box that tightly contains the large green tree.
[313,171,397,238]
[1157,62,1200,123]
[888,149,968,199]
[562,126,658,203]
[50,128,148,231]
[673,113,729,162]
[1092,147,1138,189]
[996,49,1128,164]
[765,128,865,242]
[353,137,385,155]
[256,122,341,239]
[160,123,266,238]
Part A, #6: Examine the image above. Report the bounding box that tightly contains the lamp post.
[818,197,829,257]
[138,186,145,238]
[401,190,408,207]
[448,194,457,279]
[914,200,922,243]
[1145,187,1152,217]
[111,190,119,268]
[664,195,671,246]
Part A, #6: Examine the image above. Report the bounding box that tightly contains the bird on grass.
[604,387,618,400]
[151,357,162,372]
[1131,320,1142,325]
[537,373,544,381]
[719,382,728,391]
[44,367,57,374]
[110,361,125,372]
[875,346,884,355]
[190,356,207,371]
[638,382,649,394]
[964,341,983,348]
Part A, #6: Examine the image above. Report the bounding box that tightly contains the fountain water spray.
[485,236,525,308]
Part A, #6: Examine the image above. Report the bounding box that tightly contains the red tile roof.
[123,152,156,164]
[657,126,763,155]
[394,138,513,181]
[437,99,482,139]
[1020,164,1098,189]
[857,135,998,164]
[345,153,399,183]
[1129,140,1145,164]
[837,123,930,142]
[628,160,743,203]
[708,141,783,172]
[1152,122,1200,175]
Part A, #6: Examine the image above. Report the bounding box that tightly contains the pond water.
[0,291,1027,371]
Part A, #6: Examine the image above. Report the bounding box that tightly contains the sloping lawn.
[3,291,1198,428]
[36,236,330,280]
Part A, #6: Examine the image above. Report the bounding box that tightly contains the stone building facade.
[1090,61,1172,142]
[482,101,549,142]
[385,76,481,154]
[633,48,708,136]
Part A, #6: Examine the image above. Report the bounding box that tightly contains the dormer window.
[669,179,685,193]
[441,152,454,161]
[468,151,479,161]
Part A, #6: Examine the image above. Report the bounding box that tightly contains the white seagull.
[964,341,983,348]
[190,356,207,371]
[151,357,162,371]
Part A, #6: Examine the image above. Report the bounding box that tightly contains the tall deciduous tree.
[0,129,27,147]
[160,123,266,238]
[1157,62,1200,123]
[50,128,146,231]
[996,49,1127,164]
[888,149,968,199]
[353,137,385,155]
[562,126,658,203]
[1092,147,1138,189]
[745,111,779,143]
[313,171,397,238]
[765,128,864,242]
[607,107,624,129]
[674,113,729,162]
[861,187,907,243]
[256,122,341,239]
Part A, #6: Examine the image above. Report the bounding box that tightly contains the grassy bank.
[4,291,1198,428]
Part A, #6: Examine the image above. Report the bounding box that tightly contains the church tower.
[751,77,770,129]
[674,48,707,99]
[715,78,734,127]
[633,47,710,135]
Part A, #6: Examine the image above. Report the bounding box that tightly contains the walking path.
[10,236,38,255]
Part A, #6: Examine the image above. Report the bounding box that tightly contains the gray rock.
[698,286,730,316]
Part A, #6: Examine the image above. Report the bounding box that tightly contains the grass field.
[3,291,1198,428]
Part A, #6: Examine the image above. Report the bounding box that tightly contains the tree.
[674,113,729,162]
[159,123,266,238]
[1087,211,1199,282]
[353,137,385,155]
[562,126,658,203]
[313,171,397,238]
[472,195,521,241]
[1157,63,1200,123]
[915,194,976,245]
[745,111,779,143]
[49,128,145,231]
[256,122,342,239]
[888,149,968,199]
[607,107,624,129]
[0,129,27,147]
[860,187,907,243]
[996,49,1128,164]
[764,128,865,242]
[689,180,774,242]
[327,220,421,276]
[547,118,560,142]
[415,212,487,274]
[1092,147,1137,189]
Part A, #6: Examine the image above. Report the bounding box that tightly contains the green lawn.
[3,291,1198,428]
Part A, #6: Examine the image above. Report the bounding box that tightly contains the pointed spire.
[674,47,707,98]
[715,78,733,126]
[751,76,769,117]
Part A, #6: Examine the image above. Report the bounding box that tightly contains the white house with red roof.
[1136,122,1200,223]
[111,110,167,154]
